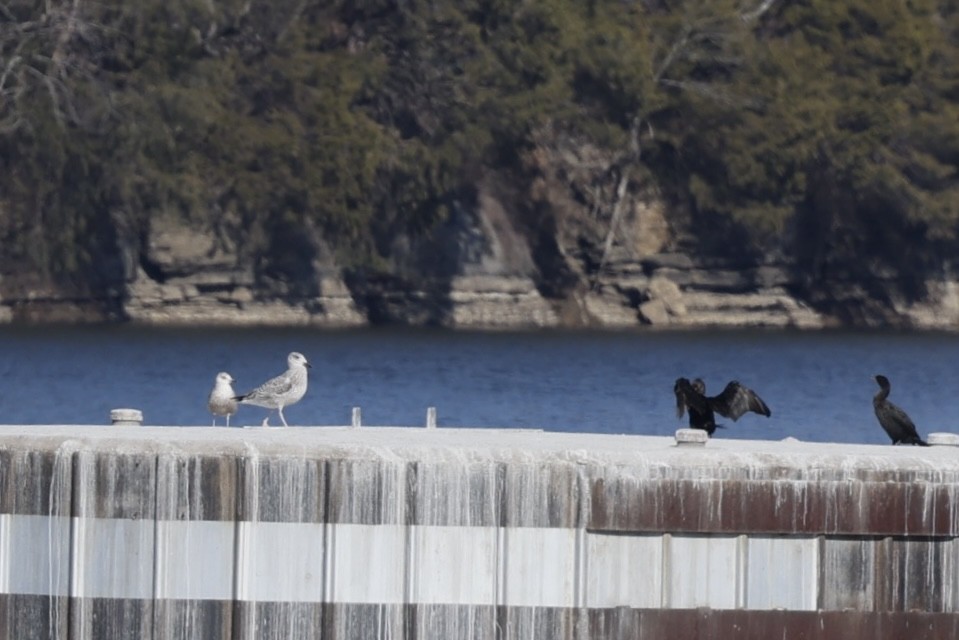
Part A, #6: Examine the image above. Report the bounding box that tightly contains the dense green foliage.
[2,0,959,301]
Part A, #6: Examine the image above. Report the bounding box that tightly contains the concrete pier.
[0,425,957,639]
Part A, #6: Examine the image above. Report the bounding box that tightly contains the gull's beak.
[305,361,312,369]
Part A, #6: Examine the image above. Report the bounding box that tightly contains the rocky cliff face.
[124,224,365,327]
[1,153,957,330]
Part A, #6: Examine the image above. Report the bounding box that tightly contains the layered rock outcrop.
[0,166,955,330]
[96,188,855,330]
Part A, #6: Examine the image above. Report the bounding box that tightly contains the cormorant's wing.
[674,378,688,418]
[709,381,771,421]
[886,402,917,432]
[675,377,713,417]
[879,401,926,444]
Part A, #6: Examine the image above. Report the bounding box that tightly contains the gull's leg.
[226,414,231,428]
[278,406,288,427]
[212,418,216,427]
[262,414,270,427]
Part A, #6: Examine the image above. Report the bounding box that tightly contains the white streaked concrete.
[0,513,917,611]
[155,520,235,600]
[2,425,956,478]
[331,524,406,603]
[0,514,71,596]
[667,535,739,609]
[504,527,577,607]
[585,532,663,608]
[410,525,497,605]
[746,536,819,610]
[236,521,325,602]
[72,516,155,599]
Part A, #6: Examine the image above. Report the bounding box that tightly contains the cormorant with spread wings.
[674,377,771,435]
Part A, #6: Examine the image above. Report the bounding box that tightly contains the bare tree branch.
[276,0,309,43]
[591,171,631,290]
[741,0,779,23]
[0,54,21,92]
[658,78,762,109]
[50,0,84,73]
[0,2,15,21]
[654,26,692,83]
[0,0,111,133]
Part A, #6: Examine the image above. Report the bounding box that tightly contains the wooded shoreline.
[3,2,959,328]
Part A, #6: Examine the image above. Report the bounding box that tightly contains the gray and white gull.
[234,352,311,427]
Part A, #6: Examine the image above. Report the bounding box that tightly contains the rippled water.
[0,326,956,444]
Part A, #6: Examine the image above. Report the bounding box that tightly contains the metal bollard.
[111,408,143,426]
[928,432,959,447]
[674,428,707,446]
[426,407,437,429]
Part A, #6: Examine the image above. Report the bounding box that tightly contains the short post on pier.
[928,432,959,446]
[110,408,143,426]
[674,428,707,447]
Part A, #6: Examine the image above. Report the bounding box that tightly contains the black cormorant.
[674,378,717,434]
[872,374,929,446]
[674,377,771,436]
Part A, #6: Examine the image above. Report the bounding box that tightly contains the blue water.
[0,326,955,444]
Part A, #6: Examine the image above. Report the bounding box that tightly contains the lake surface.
[0,326,956,444]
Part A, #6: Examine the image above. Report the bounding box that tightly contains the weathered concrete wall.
[0,426,957,639]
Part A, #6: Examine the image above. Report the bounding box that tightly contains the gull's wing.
[709,381,771,421]
[246,371,295,400]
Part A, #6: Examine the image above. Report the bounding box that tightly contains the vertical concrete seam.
[229,454,243,640]
[816,534,826,611]
[69,451,83,594]
[403,463,415,606]
[495,526,506,608]
[403,461,417,640]
[150,451,161,640]
[574,466,589,612]
[661,533,671,609]
[736,534,747,609]
[404,525,416,605]
[574,526,587,609]
[495,461,507,640]
[321,460,334,606]
[47,446,71,638]
[573,464,590,640]
[0,514,8,596]
[67,449,81,639]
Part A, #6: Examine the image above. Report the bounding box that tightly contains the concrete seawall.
[0,425,957,639]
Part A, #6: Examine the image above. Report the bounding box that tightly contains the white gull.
[207,372,237,427]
